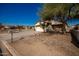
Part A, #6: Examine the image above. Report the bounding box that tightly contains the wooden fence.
[0,40,19,56]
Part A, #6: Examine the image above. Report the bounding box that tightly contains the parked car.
[70,25,79,44]
[71,30,79,43]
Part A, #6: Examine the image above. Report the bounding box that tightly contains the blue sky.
[0,3,79,27]
[0,3,42,26]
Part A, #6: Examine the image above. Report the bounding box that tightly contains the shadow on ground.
[0,48,3,56]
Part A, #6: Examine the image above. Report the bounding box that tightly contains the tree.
[40,3,79,21]
[39,3,79,33]
[40,4,60,20]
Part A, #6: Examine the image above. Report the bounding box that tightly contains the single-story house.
[35,22,44,32]
[34,20,64,32]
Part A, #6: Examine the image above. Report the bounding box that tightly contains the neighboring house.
[0,25,5,31]
[25,26,32,30]
[35,20,64,32]
[4,26,9,29]
[35,22,44,32]
[35,20,76,33]
[50,20,65,32]
[51,20,63,28]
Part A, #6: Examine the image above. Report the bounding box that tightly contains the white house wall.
[35,27,44,32]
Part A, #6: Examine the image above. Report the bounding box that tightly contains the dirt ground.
[10,32,79,56]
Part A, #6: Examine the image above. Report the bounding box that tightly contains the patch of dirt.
[10,33,79,56]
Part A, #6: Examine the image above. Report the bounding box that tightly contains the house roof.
[35,20,63,26]
[35,22,40,26]
[51,20,62,25]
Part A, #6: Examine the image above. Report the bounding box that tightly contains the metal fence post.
[10,30,13,43]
